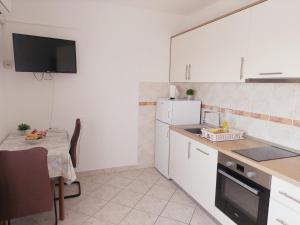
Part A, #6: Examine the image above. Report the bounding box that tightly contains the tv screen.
[12,33,77,73]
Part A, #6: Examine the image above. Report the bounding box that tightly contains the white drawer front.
[271,177,300,214]
[268,199,300,225]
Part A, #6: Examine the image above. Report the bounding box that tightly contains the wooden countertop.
[170,124,300,188]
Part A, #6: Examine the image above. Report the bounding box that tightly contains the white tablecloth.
[0,130,77,182]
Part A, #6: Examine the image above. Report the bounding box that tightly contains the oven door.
[215,164,270,225]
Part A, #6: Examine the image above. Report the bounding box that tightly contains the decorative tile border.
[139,101,157,106]
[139,101,299,128]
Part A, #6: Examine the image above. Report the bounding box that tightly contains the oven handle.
[218,169,260,195]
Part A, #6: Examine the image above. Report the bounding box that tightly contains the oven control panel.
[218,153,271,189]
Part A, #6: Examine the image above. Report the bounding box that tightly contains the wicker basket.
[201,128,245,142]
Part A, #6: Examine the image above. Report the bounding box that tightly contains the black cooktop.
[233,146,300,162]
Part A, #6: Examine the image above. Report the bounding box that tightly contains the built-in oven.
[215,153,272,225]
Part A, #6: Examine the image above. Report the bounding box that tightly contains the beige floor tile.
[93,202,131,224]
[134,196,168,216]
[137,169,162,184]
[170,189,197,208]
[64,194,85,210]
[146,185,176,201]
[81,182,102,195]
[72,195,108,216]
[111,190,144,207]
[107,176,132,188]
[91,174,117,185]
[31,211,56,225]
[58,209,90,225]
[11,216,39,225]
[84,217,115,225]
[154,217,187,225]
[92,184,122,201]
[155,177,177,190]
[119,209,158,225]
[161,202,195,224]
[117,169,144,179]
[190,207,218,225]
[79,175,99,184]
[125,180,153,194]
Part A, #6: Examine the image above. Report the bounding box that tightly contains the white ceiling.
[100,0,221,15]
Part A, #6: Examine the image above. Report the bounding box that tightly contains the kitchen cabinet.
[245,0,300,79]
[169,130,191,191]
[169,130,218,214]
[267,176,300,225]
[268,199,300,225]
[170,8,250,83]
[188,141,218,213]
[169,31,195,82]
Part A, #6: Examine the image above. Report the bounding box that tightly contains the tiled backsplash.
[138,82,169,167]
[138,82,300,166]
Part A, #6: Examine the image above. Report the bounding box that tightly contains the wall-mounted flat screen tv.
[12,33,77,73]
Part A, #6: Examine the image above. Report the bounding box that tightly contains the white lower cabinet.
[268,199,300,225]
[169,130,218,215]
[169,130,191,191]
[268,176,300,225]
[188,141,218,213]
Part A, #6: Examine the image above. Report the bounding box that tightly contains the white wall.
[2,0,186,171]
[0,24,8,141]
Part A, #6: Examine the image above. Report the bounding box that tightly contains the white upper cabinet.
[0,0,12,13]
[245,0,300,79]
[190,10,250,82]
[170,31,195,82]
[170,9,251,83]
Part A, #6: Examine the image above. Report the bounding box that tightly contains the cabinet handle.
[240,57,244,80]
[195,148,209,156]
[188,64,191,80]
[188,141,191,159]
[279,191,300,205]
[185,65,188,80]
[259,72,283,76]
[276,218,289,225]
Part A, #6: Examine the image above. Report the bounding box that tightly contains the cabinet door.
[245,0,300,78]
[189,141,218,213]
[155,121,170,178]
[169,130,191,190]
[170,32,195,83]
[190,9,250,82]
[268,199,300,225]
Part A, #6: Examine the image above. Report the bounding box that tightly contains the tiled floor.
[10,168,219,225]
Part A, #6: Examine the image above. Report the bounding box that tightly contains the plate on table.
[25,139,42,145]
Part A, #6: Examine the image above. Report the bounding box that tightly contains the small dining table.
[0,129,77,221]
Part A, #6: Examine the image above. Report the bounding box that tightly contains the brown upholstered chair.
[0,148,57,225]
[61,118,82,199]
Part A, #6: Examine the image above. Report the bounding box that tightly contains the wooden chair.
[0,148,57,225]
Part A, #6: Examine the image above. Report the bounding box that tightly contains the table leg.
[58,176,65,221]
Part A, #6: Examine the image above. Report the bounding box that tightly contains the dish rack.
[201,128,245,142]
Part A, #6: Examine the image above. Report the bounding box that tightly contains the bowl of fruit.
[25,129,47,145]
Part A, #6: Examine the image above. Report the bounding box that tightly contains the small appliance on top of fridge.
[155,98,201,178]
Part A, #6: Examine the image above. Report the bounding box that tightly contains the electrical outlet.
[3,60,13,69]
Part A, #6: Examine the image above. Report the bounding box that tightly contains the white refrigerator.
[155,99,201,178]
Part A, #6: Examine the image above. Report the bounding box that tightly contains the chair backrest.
[0,148,53,220]
[70,118,81,168]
